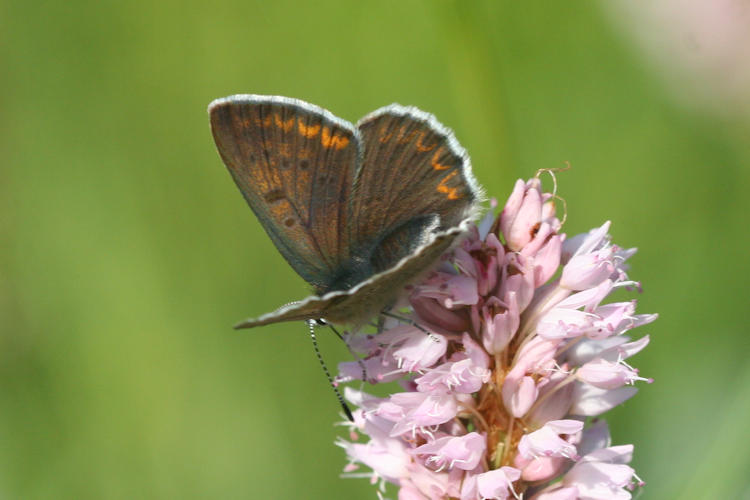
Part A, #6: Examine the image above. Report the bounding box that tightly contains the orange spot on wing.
[416,132,437,152]
[299,122,321,138]
[321,126,350,150]
[379,126,394,143]
[397,128,418,144]
[269,201,290,219]
[437,171,462,200]
[274,114,295,132]
[430,147,450,170]
[395,125,408,142]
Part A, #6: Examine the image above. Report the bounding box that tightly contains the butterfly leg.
[375,314,386,334]
[380,310,441,343]
[325,322,368,383]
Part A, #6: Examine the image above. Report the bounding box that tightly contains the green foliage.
[1,1,748,498]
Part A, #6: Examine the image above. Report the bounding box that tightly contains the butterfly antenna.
[307,320,354,422]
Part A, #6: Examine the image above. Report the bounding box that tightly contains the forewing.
[350,105,482,268]
[233,297,333,329]
[209,95,361,291]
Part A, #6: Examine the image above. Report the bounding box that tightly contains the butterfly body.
[209,95,482,328]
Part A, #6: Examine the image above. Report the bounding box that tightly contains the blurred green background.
[2,1,749,498]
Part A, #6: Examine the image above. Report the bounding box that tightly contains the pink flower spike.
[606,335,651,360]
[411,295,471,334]
[570,384,638,416]
[532,486,578,500]
[536,306,592,340]
[555,280,614,311]
[547,419,585,434]
[412,271,479,308]
[518,420,583,460]
[459,468,482,500]
[334,177,654,500]
[562,222,611,263]
[514,454,565,482]
[503,375,539,418]
[387,392,459,436]
[509,334,559,377]
[499,177,559,254]
[481,294,520,354]
[563,458,637,499]
[413,432,486,471]
[414,346,490,395]
[342,386,380,411]
[531,486,579,500]
[564,336,633,366]
[502,335,561,416]
[465,232,504,296]
[413,334,491,394]
[377,325,447,372]
[403,462,460,499]
[585,301,637,340]
[414,334,489,394]
[559,222,636,292]
[462,332,490,368]
[336,435,410,484]
[576,419,612,457]
[530,233,563,287]
[476,466,522,500]
[337,353,402,384]
[519,221,552,256]
[499,179,529,246]
[397,482,429,500]
[499,253,536,312]
[577,358,651,389]
[561,249,617,291]
[586,444,635,465]
[527,368,576,426]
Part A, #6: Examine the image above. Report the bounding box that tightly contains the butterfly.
[208,95,482,329]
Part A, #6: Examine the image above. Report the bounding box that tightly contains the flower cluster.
[335,176,656,500]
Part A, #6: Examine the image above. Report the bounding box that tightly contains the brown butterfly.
[209,95,482,329]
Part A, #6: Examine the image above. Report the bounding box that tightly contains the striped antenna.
[307,320,354,422]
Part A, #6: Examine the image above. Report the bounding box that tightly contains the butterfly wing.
[212,98,483,328]
[233,295,336,328]
[350,105,483,273]
[209,95,361,292]
[233,219,472,329]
